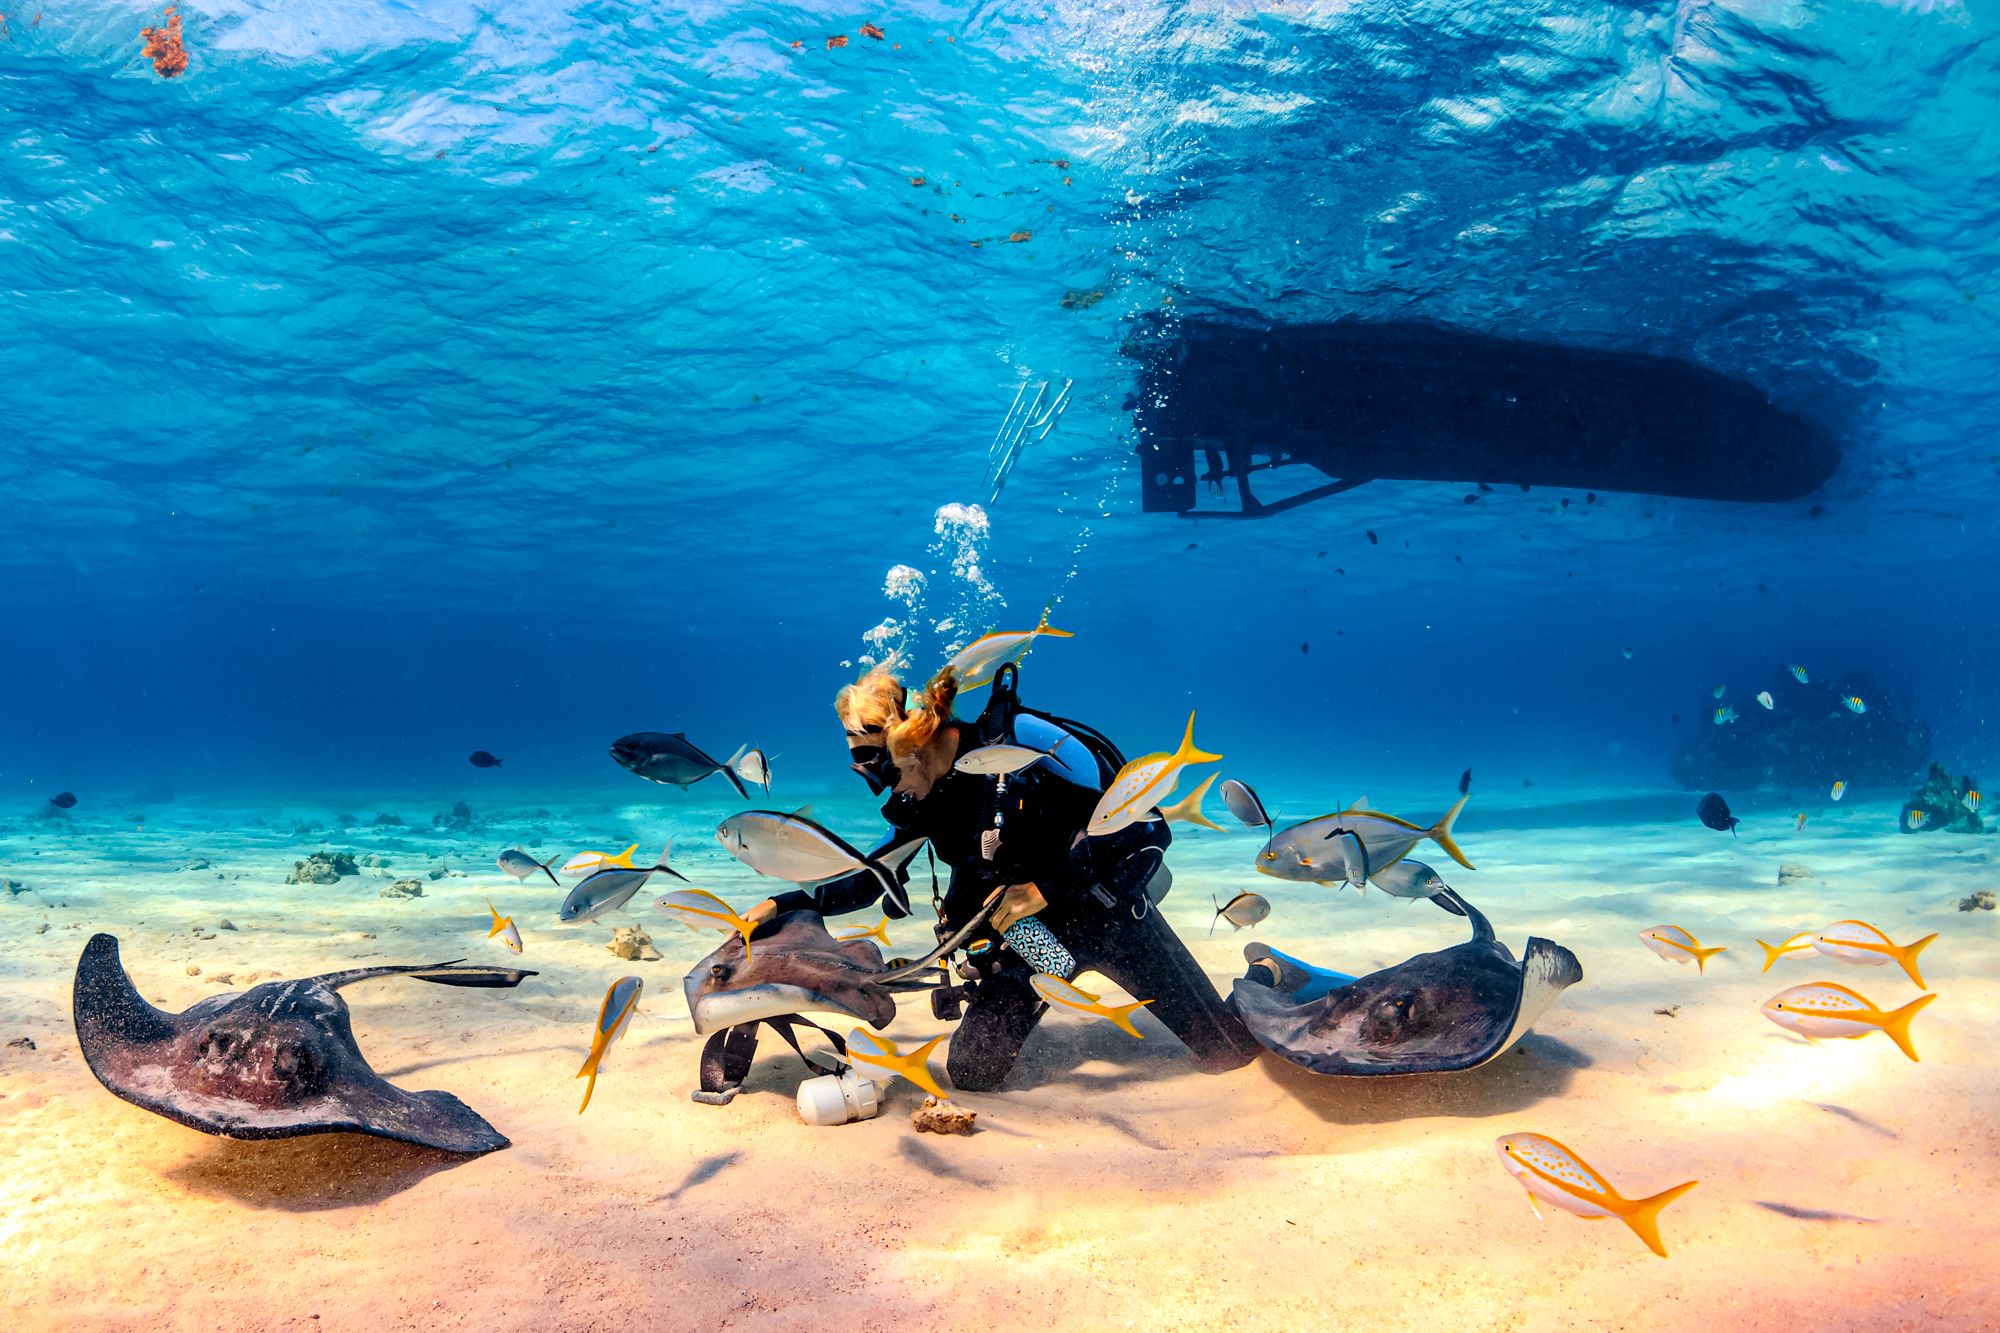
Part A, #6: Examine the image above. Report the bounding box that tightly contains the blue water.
[4,0,1997,808]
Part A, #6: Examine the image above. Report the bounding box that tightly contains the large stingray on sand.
[73,933,536,1154]
[1229,890,1581,1075]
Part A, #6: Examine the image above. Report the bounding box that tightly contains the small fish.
[1794,812,1807,832]
[1789,664,1809,683]
[610,732,751,799]
[653,888,756,958]
[1641,925,1728,974]
[1030,973,1154,1038]
[1087,712,1221,838]
[1494,1134,1698,1258]
[1831,780,1847,802]
[1844,695,1867,714]
[834,917,892,947]
[1713,684,1727,699]
[1695,792,1738,835]
[1812,920,1937,987]
[559,842,686,923]
[1906,808,1929,831]
[1369,858,1452,904]
[717,810,929,916]
[946,604,1075,688]
[576,976,643,1113]
[1762,982,1935,1061]
[496,848,560,887]
[468,750,503,768]
[561,844,641,877]
[726,744,774,794]
[858,21,885,39]
[1158,772,1225,831]
[1622,647,1634,660]
[1210,891,1271,935]
[1712,706,1738,726]
[1653,1005,1679,1018]
[1219,778,1272,831]
[1964,790,1983,814]
[1458,768,1472,796]
[48,792,77,809]
[485,898,523,955]
[845,1028,948,1098]
[1757,691,1775,710]
[1754,1201,1879,1224]
[953,737,1070,776]
[1756,932,1817,973]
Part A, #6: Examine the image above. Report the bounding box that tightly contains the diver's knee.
[945,1054,1009,1094]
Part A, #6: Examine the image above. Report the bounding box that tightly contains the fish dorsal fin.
[791,804,815,819]
[1348,795,1370,812]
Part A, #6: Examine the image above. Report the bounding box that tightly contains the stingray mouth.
[685,980,889,1036]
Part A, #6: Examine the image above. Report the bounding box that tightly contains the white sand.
[2,791,1995,1330]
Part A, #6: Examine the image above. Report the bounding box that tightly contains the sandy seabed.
[1,788,1995,1332]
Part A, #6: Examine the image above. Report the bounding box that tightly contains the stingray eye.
[710,964,729,980]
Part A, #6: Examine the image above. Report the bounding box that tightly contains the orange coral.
[859,23,885,40]
[1007,230,1031,243]
[141,5,186,79]
[826,34,847,49]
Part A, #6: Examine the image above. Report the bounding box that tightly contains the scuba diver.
[740,661,1261,1093]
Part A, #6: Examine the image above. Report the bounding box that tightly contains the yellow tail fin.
[486,898,507,938]
[575,1048,604,1114]
[1755,939,1793,973]
[893,1034,950,1099]
[612,843,639,868]
[1429,793,1475,869]
[1160,773,1224,830]
[1105,998,1155,1040]
[1173,712,1223,767]
[1893,933,1937,988]
[1692,944,1728,975]
[1619,1179,1698,1258]
[1878,992,1936,1063]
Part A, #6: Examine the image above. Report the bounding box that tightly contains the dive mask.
[849,744,899,796]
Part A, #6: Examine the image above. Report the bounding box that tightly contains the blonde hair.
[836,661,960,760]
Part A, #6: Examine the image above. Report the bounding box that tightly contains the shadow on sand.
[162,1132,476,1211]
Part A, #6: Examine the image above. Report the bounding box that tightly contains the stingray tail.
[1429,794,1475,869]
[1619,1179,1699,1258]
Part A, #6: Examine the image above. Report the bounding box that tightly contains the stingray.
[1228,889,1582,1075]
[73,933,536,1154]
[682,907,995,1103]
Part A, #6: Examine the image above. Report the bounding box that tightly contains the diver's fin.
[1893,933,1937,988]
[1429,794,1475,869]
[1619,1180,1698,1259]
[1691,944,1727,975]
[1877,993,1936,1062]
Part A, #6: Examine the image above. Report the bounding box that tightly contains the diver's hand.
[743,898,781,926]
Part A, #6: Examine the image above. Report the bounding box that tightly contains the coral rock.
[1958,890,1995,913]
[380,879,426,899]
[607,926,660,961]
[1778,864,1814,883]
[911,1096,977,1135]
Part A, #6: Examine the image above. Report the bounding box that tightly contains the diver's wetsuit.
[769,727,1260,1092]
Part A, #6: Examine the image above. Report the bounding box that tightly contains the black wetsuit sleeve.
[767,824,925,920]
[987,768,1171,906]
